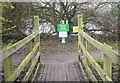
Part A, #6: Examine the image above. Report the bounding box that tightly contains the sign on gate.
[57,24,69,32]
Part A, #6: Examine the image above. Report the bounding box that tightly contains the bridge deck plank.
[49,63,55,81]
[68,62,80,81]
[36,62,86,81]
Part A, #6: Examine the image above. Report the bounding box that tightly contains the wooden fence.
[78,15,120,81]
[1,16,40,81]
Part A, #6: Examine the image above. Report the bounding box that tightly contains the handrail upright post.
[28,16,40,81]
[103,54,112,78]
[34,16,39,46]
[3,55,13,80]
[78,15,83,61]
[103,44,112,78]
[34,16,40,62]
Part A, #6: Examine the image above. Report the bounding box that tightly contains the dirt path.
[40,36,102,64]
[40,37,78,64]
[37,37,87,81]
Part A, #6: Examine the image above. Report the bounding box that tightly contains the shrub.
[97,56,104,68]
[8,39,17,44]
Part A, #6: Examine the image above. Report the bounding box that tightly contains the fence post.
[34,16,40,62]
[34,16,39,45]
[78,15,83,60]
[103,54,112,78]
[103,44,112,78]
[3,56,13,80]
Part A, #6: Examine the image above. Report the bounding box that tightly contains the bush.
[3,39,17,48]
[8,39,17,44]
[40,33,47,39]
[97,56,104,68]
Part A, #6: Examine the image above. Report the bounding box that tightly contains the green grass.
[97,56,103,68]
[97,56,103,65]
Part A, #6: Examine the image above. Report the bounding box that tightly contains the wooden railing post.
[103,43,112,78]
[78,15,83,60]
[34,16,39,45]
[32,16,40,81]
[103,54,112,78]
[3,56,13,80]
[34,16,40,62]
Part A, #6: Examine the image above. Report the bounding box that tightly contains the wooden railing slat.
[5,42,39,81]
[27,41,33,67]
[2,15,40,82]
[79,41,112,81]
[27,39,33,80]
[22,52,40,81]
[1,31,38,61]
[32,62,40,81]
[80,55,97,81]
[80,30,119,64]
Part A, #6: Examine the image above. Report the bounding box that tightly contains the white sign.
[59,32,67,37]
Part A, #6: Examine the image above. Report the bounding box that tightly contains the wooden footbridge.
[1,15,120,82]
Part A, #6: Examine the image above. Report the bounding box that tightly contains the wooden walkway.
[34,38,87,81]
[35,62,87,81]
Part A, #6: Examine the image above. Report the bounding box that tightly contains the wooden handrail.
[2,16,41,81]
[78,15,119,81]
[22,52,40,81]
[5,43,39,81]
[79,41,112,81]
[80,30,119,64]
[1,31,39,60]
